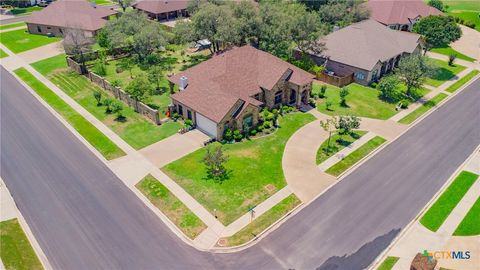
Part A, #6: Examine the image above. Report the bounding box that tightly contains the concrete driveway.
[17,41,64,64]
[452,25,479,61]
[139,129,210,168]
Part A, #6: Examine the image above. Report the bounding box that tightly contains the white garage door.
[195,112,217,138]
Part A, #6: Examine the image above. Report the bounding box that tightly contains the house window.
[254,93,261,101]
[37,26,42,33]
[289,89,296,104]
[355,72,365,80]
[274,90,282,104]
[178,104,183,115]
[187,110,192,120]
[47,26,51,30]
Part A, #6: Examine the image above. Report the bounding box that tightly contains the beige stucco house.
[168,46,314,140]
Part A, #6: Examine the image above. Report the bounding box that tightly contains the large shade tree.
[413,15,462,51]
[396,54,437,97]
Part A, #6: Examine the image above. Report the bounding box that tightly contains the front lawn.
[0,29,61,53]
[136,175,207,239]
[425,59,466,87]
[377,256,399,270]
[316,131,367,165]
[445,70,480,93]
[431,46,476,62]
[399,93,448,125]
[162,112,316,225]
[10,6,42,15]
[326,136,386,176]
[0,49,7,58]
[0,218,43,270]
[314,83,398,120]
[15,68,126,159]
[0,22,26,30]
[221,194,301,247]
[420,171,478,232]
[32,55,182,149]
[453,196,480,236]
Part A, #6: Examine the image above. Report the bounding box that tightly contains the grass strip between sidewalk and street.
[420,171,478,232]
[399,93,448,124]
[326,136,386,176]
[220,194,301,247]
[0,218,43,270]
[14,68,125,160]
[316,130,367,165]
[453,196,480,236]
[0,48,8,58]
[136,174,207,239]
[445,70,480,93]
[376,256,399,270]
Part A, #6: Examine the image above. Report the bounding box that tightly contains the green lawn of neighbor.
[431,46,476,62]
[32,55,182,149]
[446,70,480,93]
[425,59,466,87]
[14,68,125,160]
[136,175,207,239]
[92,0,112,5]
[326,136,386,176]
[221,194,301,247]
[0,218,43,270]
[0,22,26,30]
[10,6,42,15]
[453,196,480,236]
[420,171,478,232]
[316,131,367,165]
[0,49,8,58]
[442,0,480,31]
[449,10,480,31]
[163,112,316,225]
[377,256,399,270]
[399,93,448,124]
[314,83,397,120]
[0,29,60,53]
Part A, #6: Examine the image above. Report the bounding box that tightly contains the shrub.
[309,98,316,107]
[448,53,457,66]
[224,128,233,141]
[93,90,102,105]
[94,59,107,76]
[262,120,272,129]
[319,85,327,98]
[377,75,403,103]
[111,101,124,119]
[399,99,411,109]
[172,112,180,121]
[184,119,193,128]
[250,129,257,136]
[339,87,349,107]
[325,99,333,111]
[115,66,123,74]
[103,98,113,113]
[110,79,121,88]
[233,130,243,141]
[310,65,325,75]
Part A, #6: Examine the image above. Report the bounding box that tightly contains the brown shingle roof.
[132,0,188,15]
[318,19,422,71]
[169,46,314,123]
[366,0,443,25]
[25,0,117,32]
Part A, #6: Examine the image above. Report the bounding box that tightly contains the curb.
[367,144,480,270]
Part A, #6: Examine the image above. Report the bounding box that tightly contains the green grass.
[222,194,301,247]
[14,68,125,160]
[0,218,43,270]
[0,48,7,58]
[163,112,316,225]
[399,93,448,124]
[32,55,182,149]
[377,256,399,270]
[446,70,480,93]
[0,22,26,30]
[440,1,480,31]
[449,10,480,31]
[314,83,397,120]
[420,171,478,232]
[453,196,480,236]
[0,29,60,53]
[92,0,112,5]
[431,46,476,62]
[136,174,207,239]
[10,6,42,15]
[326,136,386,176]
[425,59,466,87]
[316,131,367,165]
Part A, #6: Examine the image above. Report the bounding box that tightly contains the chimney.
[179,76,188,90]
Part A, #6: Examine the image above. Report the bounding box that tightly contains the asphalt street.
[1,65,479,270]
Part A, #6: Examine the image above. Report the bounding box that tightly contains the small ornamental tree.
[377,75,403,103]
[111,101,124,120]
[114,0,134,12]
[118,58,134,79]
[397,54,437,97]
[125,75,151,112]
[93,90,102,105]
[337,115,361,136]
[203,146,230,182]
[148,65,163,93]
[320,116,338,152]
[103,98,113,113]
[339,87,349,107]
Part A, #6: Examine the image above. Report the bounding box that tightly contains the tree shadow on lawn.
[431,67,455,82]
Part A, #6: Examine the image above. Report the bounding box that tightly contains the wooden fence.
[317,72,354,87]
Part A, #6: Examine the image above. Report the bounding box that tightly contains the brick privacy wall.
[67,57,161,125]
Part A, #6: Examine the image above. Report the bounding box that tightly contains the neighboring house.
[305,19,423,86]
[25,0,117,38]
[132,0,188,21]
[168,46,314,140]
[366,0,443,32]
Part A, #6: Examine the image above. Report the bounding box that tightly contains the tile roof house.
[168,46,315,139]
[366,0,443,31]
[25,0,117,38]
[305,19,423,86]
[132,0,189,21]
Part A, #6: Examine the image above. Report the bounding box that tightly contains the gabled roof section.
[169,46,314,123]
[317,19,422,71]
[25,0,117,31]
[366,0,443,25]
[133,0,188,15]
